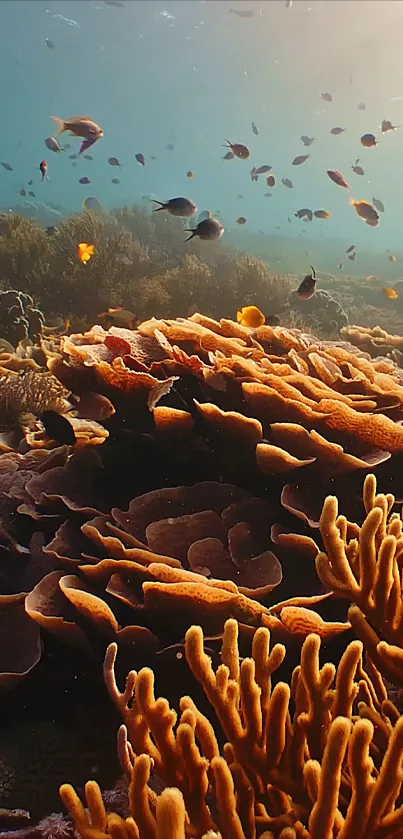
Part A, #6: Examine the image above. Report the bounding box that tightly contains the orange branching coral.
[62,619,403,839]
[316,473,403,684]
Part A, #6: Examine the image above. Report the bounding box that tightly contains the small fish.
[237,306,265,328]
[250,168,258,182]
[372,197,385,213]
[76,392,115,422]
[365,275,376,282]
[39,160,47,181]
[389,255,397,263]
[223,140,250,159]
[292,155,310,165]
[135,153,145,166]
[79,137,98,155]
[222,151,234,161]
[360,133,377,148]
[285,0,292,7]
[357,102,366,110]
[295,208,313,221]
[28,180,33,185]
[51,116,103,140]
[78,242,95,264]
[45,38,55,49]
[111,178,120,184]
[281,178,293,188]
[98,306,136,326]
[339,261,343,269]
[383,287,398,299]
[350,199,379,225]
[0,162,13,171]
[69,153,78,160]
[346,245,355,254]
[327,169,350,188]
[152,197,196,217]
[41,410,76,445]
[19,188,26,196]
[297,266,316,299]
[28,190,36,197]
[266,174,275,187]
[45,136,65,153]
[166,143,175,151]
[252,122,259,135]
[314,209,331,219]
[330,126,345,135]
[351,161,364,175]
[381,120,398,133]
[287,216,291,223]
[184,217,224,241]
[46,226,58,235]
[236,216,247,225]
[254,165,272,174]
[108,157,122,167]
[186,171,194,178]
[264,192,272,197]
[301,136,315,146]
[150,156,158,161]
[348,252,356,261]
[320,92,332,102]
[79,176,91,184]
[83,196,103,212]
[230,8,253,16]
[83,154,94,161]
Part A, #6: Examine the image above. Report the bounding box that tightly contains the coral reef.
[61,618,403,839]
[0,290,45,346]
[288,288,348,338]
[316,473,403,684]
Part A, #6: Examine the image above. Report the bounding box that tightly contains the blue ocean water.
[1,0,403,270]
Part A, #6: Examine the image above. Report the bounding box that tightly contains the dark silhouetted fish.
[41,410,76,445]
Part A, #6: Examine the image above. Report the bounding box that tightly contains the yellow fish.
[383,287,398,299]
[365,275,377,281]
[78,242,95,264]
[236,305,265,328]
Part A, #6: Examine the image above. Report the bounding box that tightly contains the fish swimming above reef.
[350,199,379,226]
[314,209,331,219]
[266,174,275,187]
[281,178,293,188]
[184,217,224,241]
[297,266,316,299]
[83,196,103,212]
[79,176,91,184]
[45,136,65,153]
[135,153,145,166]
[151,197,196,217]
[327,169,350,188]
[51,116,104,141]
[330,126,345,135]
[351,159,364,175]
[295,208,313,221]
[292,155,310,165]
[223,140,250,159]
[252,122,259,135]
[0,161,13,171]
[41,410,76,445]
[383,287,398,299]
[98,307,136,327]
[39,160,47,181]
[237,306,265,328]
[360,132,377,148]
[222,151,234,161]
[301,135,315,146]
[320,92,332,102]
[77,242,95,264]
[381,119,398,133]
[372,197,385,213]
[236,216,247,225]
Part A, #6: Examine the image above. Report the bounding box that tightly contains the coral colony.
[3,208,403,839]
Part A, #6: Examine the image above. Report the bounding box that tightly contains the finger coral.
[316,472,403,684]
[61,618,403,839]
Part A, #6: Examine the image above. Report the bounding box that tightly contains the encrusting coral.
[316,472,403,684]
[61,617,403,839]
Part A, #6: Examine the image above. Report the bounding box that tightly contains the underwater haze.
[2,0,403,276]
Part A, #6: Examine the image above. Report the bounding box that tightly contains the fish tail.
[223,140,231,147]
[184,230,196,241]
[50,116,65,135]
[151,200,164,211]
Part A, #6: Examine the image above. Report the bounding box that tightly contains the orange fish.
[350,199,379,226]
[236,305,265,328]
[78,242,95,264]
[51,115,103,140]
[383,287,398,299]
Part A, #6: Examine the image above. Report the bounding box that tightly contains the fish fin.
[50,116,65,135]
